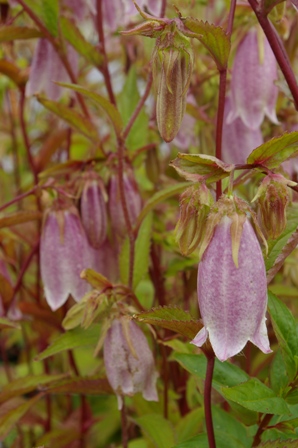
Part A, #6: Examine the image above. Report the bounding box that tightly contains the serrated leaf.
[173,353,249,392]
[60,17,103,67]
[170,153,233,183]
[246,132,298,169]
[0,317,20,330]
[56,82,123,137]
[35,325,100,361]
[266,204,298,282]
[0,210,42,229]
[0,26,41,41]
[268,291,298,381]
[0,374,66,404]
[182,18,231,69]
[120,213,153,289]
[135,414,176,448]
[134,306,202,339]
[221,378,290,414]
[0,395,42,440]
[0,59,27,86]
[37,96,99,142]
[270,350,289,395]
[256,439,297,447]
[42,375,113,395]
[136,182,191,229]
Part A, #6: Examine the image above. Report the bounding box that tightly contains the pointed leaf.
[80,269,112,290]
[0,210,42,229]
[0,395,42,440]
[35,325,100,361]
[268,291,298,381]
[37,96,99,142]
[170,153,233,183]
[0,318,20,330]
[0,26,41,41]
[56,82,123,137]
[257,441,298,448]
[135,414,176,448]
[0,374,66,404]
[134,306,202,339]
[42,375,113,395]
[182,18,231,69]
[36,427,80,447]
[60,17,103,67]
[41,0,59,36]
[221,378,290,414]
[246,132,298,169]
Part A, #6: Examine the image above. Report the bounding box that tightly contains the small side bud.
[253,173,293,239]
[175,184,213,255]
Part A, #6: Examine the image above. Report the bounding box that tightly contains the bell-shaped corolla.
[108,170,142,239]
[191,213,271,362]
[40,203,91,311]
[104,318,159,409]
[26,38,78,101]
[227,28,278,130]
[80,174,108,249]
[222,97,263,164]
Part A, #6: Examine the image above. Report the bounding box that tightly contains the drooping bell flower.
[227,28,279,130]
[222,97,263,164]
[104,318,158,409]
[102,0,136,31]
[252,173,294,239]
[40,201,91,311]
[191,195,271,362]
[122,5,194,142]
[108,170,142,239]
[80,173,107,249]
[26,38,78,101]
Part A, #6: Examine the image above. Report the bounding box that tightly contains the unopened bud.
[253,173,293,239]
[175,184,213,255]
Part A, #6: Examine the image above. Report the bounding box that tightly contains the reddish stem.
[204,354,216,448]
[252,414,273,447]
[121,398,129,448]
[0,187,37,213]
[248,0,298,110]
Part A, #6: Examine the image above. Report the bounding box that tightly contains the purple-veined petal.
[81,179,107,249]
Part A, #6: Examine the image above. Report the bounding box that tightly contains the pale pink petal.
[81,179,107,249]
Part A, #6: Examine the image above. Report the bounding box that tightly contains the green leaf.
[221,378,290,414]
[257,439,298,447]
[262,0,286,15]
[134,306,202,339]
[118,66,149,151]
[170,153,233,183]
[41,0,59,36]
[120,212,153,289]
[174,432,243,448]
[270,349,289,395]
[182,18,231,69]
[0,26,41,41]
[175,408,205,444]
[268,291,298,381]
[136,181,191,229]
[0,374,65,404]
[246,132,298,169]
[37,96,99,142]
[285,389,298,405]
[0,395,42,439]
[0,317,20,330]
[43,375,113,395]
[35,427,80,447]
[35,325,100,361]
[80,269,112,290]
[211,407,251,448]
[56,82,123,137]
[266,204,298,282]
[135,414,176,448]
[60,17,103,67]
[173,353,249,391]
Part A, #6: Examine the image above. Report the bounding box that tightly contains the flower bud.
[227,28,278,130]
[108,170,142,239]
[175,184,213,255]
[191,214,271,362]
[252,173,292,239]
[80,173,107,249]
[104,318,158,409]
[40,202,91,311]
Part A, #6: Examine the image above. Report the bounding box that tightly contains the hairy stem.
[215,69,227,198]
[252,414,273,447]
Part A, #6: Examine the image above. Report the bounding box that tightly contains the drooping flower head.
[227,28,279,130]
[191,195,271,362]
[80,172,108,249]
[40,200,91,311]
[104,317,159,409]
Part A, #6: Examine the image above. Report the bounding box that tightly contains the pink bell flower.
[191,215,271,362]
[227,28,279,130]
[222,97,263,164]
[40,204,91,311]
[104,318,158,409]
